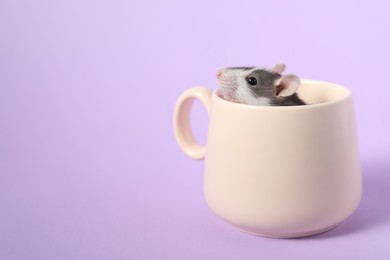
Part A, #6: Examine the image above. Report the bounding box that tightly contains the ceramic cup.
[173,80,362,238]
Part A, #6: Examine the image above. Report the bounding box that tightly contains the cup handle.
[173,87,213,160]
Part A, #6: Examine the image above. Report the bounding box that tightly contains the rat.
[216,63,306,106]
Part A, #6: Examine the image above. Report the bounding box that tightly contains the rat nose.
[216,71,223,78]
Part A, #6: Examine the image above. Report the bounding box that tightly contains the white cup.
[173,80,362,238]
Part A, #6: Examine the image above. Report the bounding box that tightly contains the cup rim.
[212,79,352,110]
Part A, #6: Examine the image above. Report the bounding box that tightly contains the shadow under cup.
[174,80,362,238]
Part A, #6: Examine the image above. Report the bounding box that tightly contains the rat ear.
[272,63,286,74]
[274,74,300,97]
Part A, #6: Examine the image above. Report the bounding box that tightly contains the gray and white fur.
[216,64,306,106]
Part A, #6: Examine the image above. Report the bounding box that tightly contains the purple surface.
[1,0,390,259]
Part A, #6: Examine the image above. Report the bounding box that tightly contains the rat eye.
[247,77,257,86]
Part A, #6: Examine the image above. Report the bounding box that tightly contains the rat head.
[216,64,301,106]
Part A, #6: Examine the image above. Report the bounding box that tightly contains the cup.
[173,80,362,238]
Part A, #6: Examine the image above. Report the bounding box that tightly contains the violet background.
[1,0,390,259]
